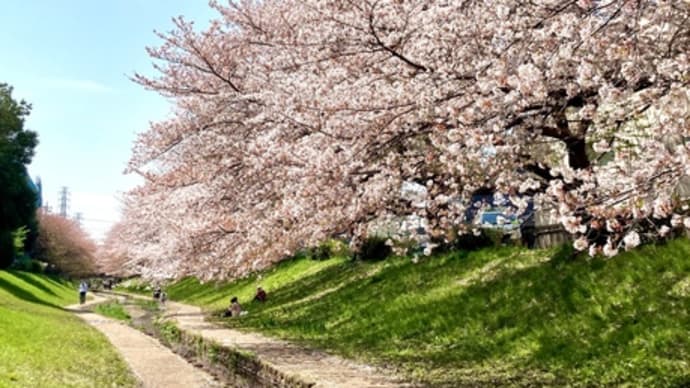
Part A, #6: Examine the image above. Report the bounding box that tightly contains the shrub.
[451,228,506,251]
[155,320,182,344]
[10,256,43,272]
[311,239,350,260]
[355,236,392,261]
[310,244,331,261]
[0,230,14,268]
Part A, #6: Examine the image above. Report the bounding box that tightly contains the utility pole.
[75,212,83,227]
[59,186,69,217]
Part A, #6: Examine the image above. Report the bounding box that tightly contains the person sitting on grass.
[222,296,242,317]
[254,286,267,302]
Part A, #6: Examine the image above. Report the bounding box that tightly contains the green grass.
[0,271,138,387]
[93,302,131,322]
[132,297,161,312]
[156,240,690,386]
[160,256,345,309]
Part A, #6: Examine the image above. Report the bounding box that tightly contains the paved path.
[67,296,220,388]
[162,300,407,387]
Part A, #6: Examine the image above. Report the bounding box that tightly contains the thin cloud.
[44,77,115,93]
[68,191,121,242]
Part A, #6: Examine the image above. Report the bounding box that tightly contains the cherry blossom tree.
[98,221,137,277]
[36,212,97,277]
[114,0,689,279]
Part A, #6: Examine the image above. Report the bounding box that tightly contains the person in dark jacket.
[254,287,267,302]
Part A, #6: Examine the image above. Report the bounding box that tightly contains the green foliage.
[132,297,161,313]
[311,239,350,260]
[0,230,13,268]
[12,226,29,254]
[94,302,131,322]
[166,239,690,386]
[117,277,151,294]
[0,83,39,268]
[355,235,392,261]
[8,226,36,272]
[0,84,37,165]
[450,228,507,251]
[310,244,329,261]
[155,320,182,344]
[11,256,43,272]
[0,270,137,386]
[150,257,345,310]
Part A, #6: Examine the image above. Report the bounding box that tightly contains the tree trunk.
[566,137,590,170]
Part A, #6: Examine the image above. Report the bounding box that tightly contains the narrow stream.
[102,294,162,336]
[97,293,311,387]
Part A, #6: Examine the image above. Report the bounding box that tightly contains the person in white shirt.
[78,281,88,304]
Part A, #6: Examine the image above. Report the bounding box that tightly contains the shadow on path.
[63,306,93,314]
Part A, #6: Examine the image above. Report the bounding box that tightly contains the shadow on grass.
[220,242,690,385]
[160,240,690,385]
[167,258,350,310]
[10,271,59,297]
[0,277,61,309]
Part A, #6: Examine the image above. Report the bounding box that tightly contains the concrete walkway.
[161,300,407,387]
[67,296,220,388]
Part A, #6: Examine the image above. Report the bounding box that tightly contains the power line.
[81,218,118,223]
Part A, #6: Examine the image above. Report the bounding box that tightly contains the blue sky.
[0,1,216,240]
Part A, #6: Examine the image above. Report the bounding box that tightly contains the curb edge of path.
[68,293,221,388]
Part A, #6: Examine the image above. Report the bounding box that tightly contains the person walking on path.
[78,280,88,304]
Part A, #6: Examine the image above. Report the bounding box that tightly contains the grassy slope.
[161,241,690,387]
[0,271,137,388]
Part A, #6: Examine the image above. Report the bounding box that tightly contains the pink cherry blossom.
[99,1,690,279]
